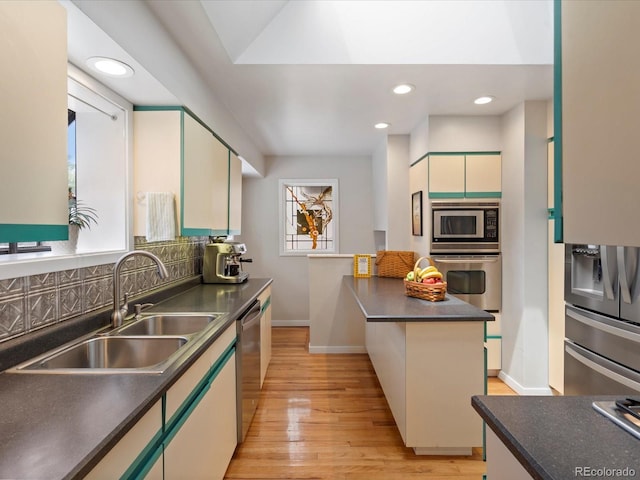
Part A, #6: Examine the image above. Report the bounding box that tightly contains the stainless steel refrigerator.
[564,244,640,394]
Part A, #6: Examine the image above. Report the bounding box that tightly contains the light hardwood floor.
[225,327,515,480]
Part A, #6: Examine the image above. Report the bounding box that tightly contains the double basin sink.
[10,313,226,374]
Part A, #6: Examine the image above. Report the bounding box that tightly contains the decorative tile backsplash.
[0,237,207,343]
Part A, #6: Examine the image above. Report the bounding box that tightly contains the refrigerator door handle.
[567,307,640,343]
[565,343,640,392]
[617,246,638,305]
[601,246,616,301]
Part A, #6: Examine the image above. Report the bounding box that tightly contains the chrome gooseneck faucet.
[111,250,169,328]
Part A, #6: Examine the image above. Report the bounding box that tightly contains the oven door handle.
[433,257,500,264]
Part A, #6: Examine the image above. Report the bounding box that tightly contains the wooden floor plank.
[225,327,515,479]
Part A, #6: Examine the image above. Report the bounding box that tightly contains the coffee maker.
[203,241,252,284]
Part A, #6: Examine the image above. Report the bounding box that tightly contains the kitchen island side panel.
[406,321,484,451]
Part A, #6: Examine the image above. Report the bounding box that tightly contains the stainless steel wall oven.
[431,201,501,311]
[431,254,501,311]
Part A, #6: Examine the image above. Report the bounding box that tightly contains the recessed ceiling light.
[375,122,391,129]
[474,96,494,105]
[86,57,134,78]
[393,84,415,95]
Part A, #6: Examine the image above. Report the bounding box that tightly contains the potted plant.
[47,199,98,254]
[68,199,98,230]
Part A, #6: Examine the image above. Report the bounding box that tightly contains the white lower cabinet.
[164,352,237,480]
[485,428,533,479]
[84,402,163,480]
[258,287,272,387]
[164,322,237,480]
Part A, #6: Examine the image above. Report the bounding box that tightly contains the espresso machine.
[203,241,252,284]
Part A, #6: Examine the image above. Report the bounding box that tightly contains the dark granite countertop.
[344,275,494,322]
[0,278,272,480]
[472,395,640,480]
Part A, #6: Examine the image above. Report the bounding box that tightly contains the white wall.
[409,116,429,163]
[372,135,412,251]
[429,116,502,151]
[372,140,388,232]
[386,136,411,251]
[238,155,375,325]
[500,101,551,395]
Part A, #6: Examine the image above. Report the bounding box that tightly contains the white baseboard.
[498,371,554,396]
[271,319,309,327]
[308,345,367,354]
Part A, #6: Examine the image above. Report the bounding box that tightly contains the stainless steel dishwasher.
[236,299,261,443]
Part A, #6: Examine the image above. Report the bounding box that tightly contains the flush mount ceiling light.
[374,122,391,129]
[474,96,495,105]
[393,84,415,95]
[86,57,134,78]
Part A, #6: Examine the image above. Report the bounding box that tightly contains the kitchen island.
[344,275,493,455]
[473,395,640,480]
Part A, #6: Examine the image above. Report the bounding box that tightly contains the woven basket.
[375,250,415,278]
[403,256,447,301]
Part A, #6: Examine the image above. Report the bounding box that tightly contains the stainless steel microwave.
[431,201,500,253]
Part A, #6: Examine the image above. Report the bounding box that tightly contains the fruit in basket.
[406,263,444,283]
[423,270,443,280]
[418,266,438,280]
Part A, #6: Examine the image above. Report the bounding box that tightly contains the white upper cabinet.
[134,107,240,238]
[428,154,465,197]
[561,1,640,246]
[182,112,229,234]
[428,153,501,199]
[0,1,68,242]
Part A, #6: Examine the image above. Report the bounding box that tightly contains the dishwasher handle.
[238,300,261,330]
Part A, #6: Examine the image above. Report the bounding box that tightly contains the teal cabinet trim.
[486,335,502,340]
[261,296,271,314]
[553,0,564,243]
[121,426,164,480]
[483,346,487,461]
[548,208,555,219]
[0,224,68,243]
[227,150,231,235]
[428,192,465,199]
[134,105,183,112]
[465,191,502,199]
[180,227,214,237]
[410,153,428,167]
[428,151,501,156]
[179,110,186,235]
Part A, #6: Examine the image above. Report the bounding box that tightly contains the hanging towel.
[146,192,176,242]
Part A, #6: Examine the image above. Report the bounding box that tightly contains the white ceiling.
[66,0,554,169]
